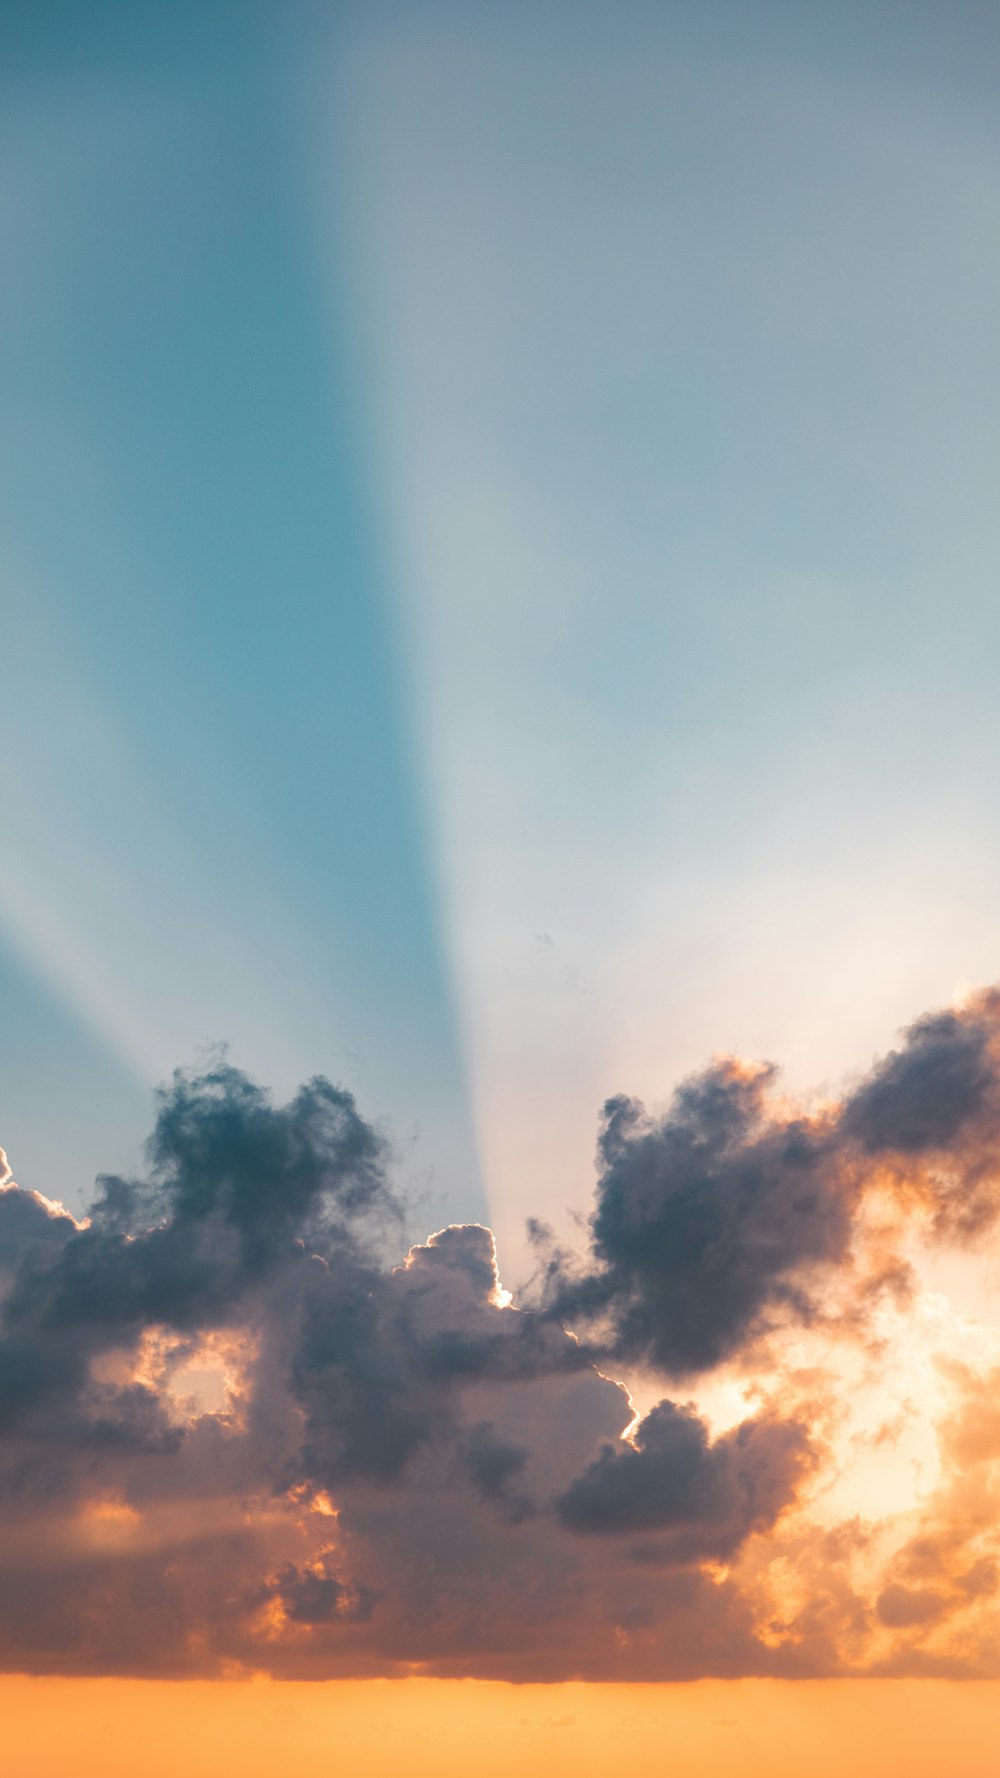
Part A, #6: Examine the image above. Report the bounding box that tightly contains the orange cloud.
[4,995,1000,1680]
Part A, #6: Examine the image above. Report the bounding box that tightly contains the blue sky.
[3,1,1000,1260]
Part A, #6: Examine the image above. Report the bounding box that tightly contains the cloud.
[876,1584,951,1629]
[842,993,1000,1237]
[460,1421,536,1522]
[4,990,1000,1678]
[539,1062,852,1374]
[555,1401,813,1560]
[538,988,1000,1375]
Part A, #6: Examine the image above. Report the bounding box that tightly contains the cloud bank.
[4,990,1000,1679]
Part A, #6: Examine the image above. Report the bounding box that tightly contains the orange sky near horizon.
[4,1677,1000,1778]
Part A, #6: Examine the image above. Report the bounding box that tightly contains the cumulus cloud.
[555,1401,813,1559]
[536,988,1000,1376]
[539,1063,853,1373]
[4,989,1000,1679]
[843,992,1000,1237]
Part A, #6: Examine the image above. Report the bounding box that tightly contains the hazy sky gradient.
[321,0,1000,1259]
[4,0,1000,1248]
[2,1,480,1224]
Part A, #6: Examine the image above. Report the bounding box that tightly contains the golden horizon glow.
[4,1677,1000,1778]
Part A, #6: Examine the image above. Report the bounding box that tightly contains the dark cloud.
[0,1061,815,1679]
[556,1400,811,1560]
[0,1176,77,1278]
[5,991,1000,1679]
[537,990,1000,1375]
[461,1421,535,1522]
[0,1066,399,1456]
[146,1064,391,1253]
[261,1558,377,1627]
[843,1005,996,1156]
[1,1066,394,1361]
[541,1062,851,1374]
[288,1223,591,1494]
[842,992,1000,1236]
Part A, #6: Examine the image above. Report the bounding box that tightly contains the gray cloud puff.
[3,987,999,1679]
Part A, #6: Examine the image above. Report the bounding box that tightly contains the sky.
[4,0,1000,1772]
